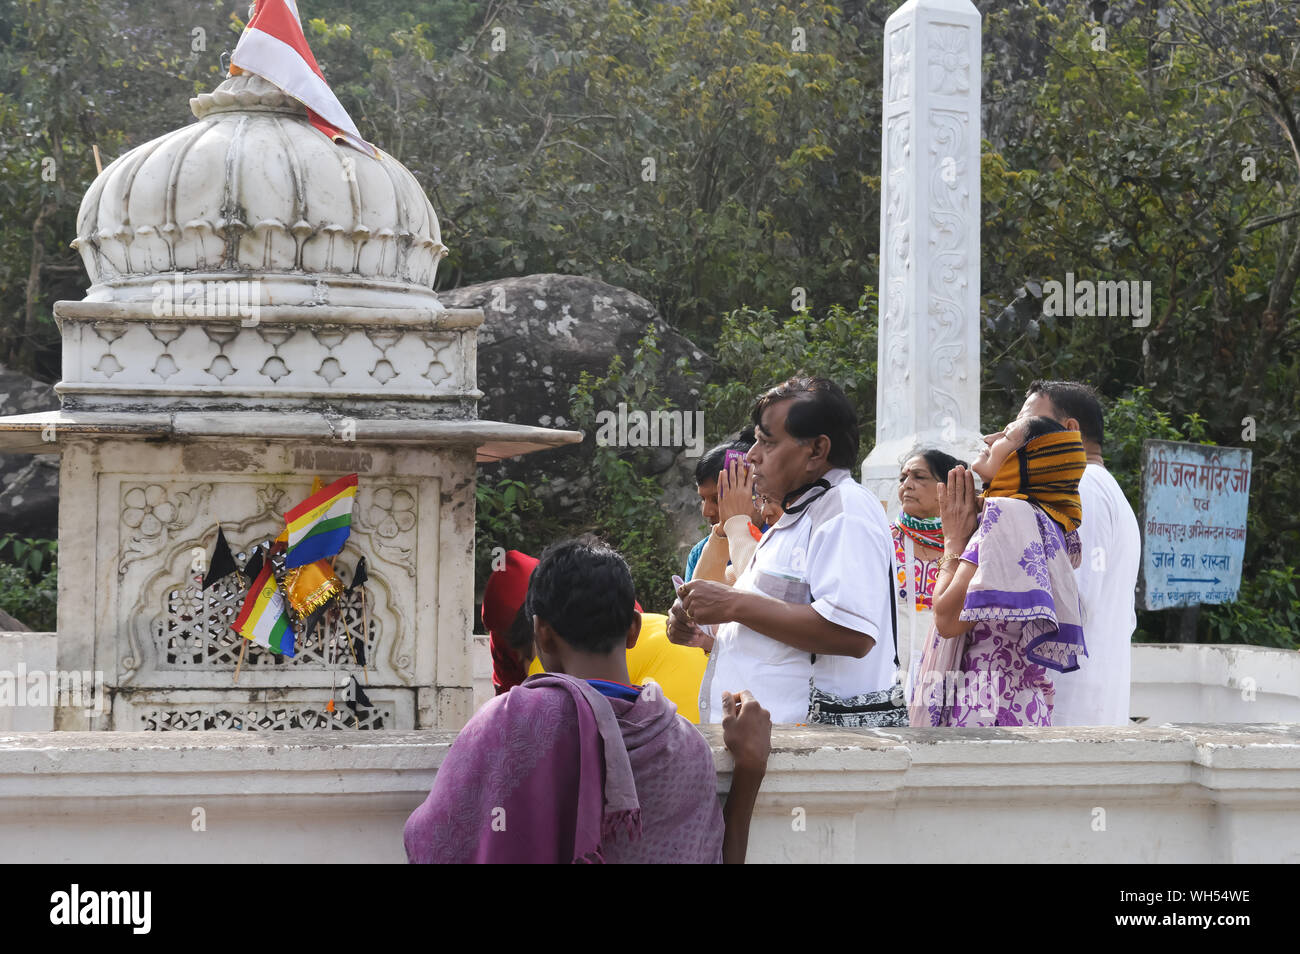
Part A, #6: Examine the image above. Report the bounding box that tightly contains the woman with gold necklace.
[894,449,964,704]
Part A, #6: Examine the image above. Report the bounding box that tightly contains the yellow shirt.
[526,612,708,723]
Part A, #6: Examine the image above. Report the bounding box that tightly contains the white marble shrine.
[0,69,579,732]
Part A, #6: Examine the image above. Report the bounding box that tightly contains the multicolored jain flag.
[283,473,358,569]
[232,563,297,657]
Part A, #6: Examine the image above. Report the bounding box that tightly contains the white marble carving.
[887,23,912,103]
[863,0,986,511]
[927,24,971,95]
[119,483,212,574]
[72,73,447,309]
[121,478,420,688]
[60,319,472,410]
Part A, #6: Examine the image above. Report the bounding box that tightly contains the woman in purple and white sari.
[909,418,1087,728]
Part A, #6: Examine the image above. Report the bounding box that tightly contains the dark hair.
[1026,379,1104,448]
[1021,415,1067,442]
[751,376,859,468]
[524,537,636,654]
[506,606,534,665]
[694,426,756,486]
[904,447,966,481]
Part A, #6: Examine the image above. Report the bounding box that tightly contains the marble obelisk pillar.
[862,0,986,509]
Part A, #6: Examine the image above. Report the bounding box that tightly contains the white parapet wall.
[467,639,1300,724]
[1131,643,1300,723]
[0,633,59,731]
[1,723,1297,863]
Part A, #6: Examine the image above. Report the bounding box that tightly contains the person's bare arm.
[932,465,981,637]
[932,558,977,637]
[680,580,875,658]
[721,690,771,864]
[709,461,759,584]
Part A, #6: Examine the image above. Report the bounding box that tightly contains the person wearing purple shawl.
[909,417,1087,727]
[403,538,772,864]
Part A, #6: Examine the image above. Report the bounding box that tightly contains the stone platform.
[1,723,1297,863]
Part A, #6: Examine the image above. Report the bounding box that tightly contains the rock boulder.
[439,273,713,549]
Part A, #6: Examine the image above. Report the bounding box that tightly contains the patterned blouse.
[892,524,940,612]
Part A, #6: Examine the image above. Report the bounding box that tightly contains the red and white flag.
[230,0,380,159]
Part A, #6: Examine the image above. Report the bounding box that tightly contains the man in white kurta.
[669,377,897,724]
[1021,381,1141,725]
[701,468,896,723]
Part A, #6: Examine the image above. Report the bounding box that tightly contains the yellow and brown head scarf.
[981,429,1086,532]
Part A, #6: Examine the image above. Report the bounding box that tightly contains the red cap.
[482,548,644,636]
[482,550,539,637]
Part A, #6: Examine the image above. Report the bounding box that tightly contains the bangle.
[937,554,963,570]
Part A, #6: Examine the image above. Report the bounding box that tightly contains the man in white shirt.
[1019,380,1141,725]
[668,377,897,724]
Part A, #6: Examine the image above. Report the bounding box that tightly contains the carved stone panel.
[113,478,424,690]
[112,688,413,731]
[65,320,466,398]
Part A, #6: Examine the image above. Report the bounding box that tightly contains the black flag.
[241,546,265,588]
[342,675,374,717]
[351,630,367,666]
[202,526,239,590]
[348,556,369,593]
[301,604,329,646]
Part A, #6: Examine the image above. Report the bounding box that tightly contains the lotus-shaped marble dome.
[71,72,448,309]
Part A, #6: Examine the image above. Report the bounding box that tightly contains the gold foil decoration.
[284,559,343,616]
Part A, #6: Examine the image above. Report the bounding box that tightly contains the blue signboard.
[1140,440,1251,610]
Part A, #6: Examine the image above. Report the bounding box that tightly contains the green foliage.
[0,0,884,373]
[1098,389,1291,643]
[0,532,56,576]
[1102,387,1203,509]
[704,287,879,465]
[978,0,1300,644]
[568,326,696,611]
[0,0,234,376]
[473,475,554,597]
[1203,567,1300,650]
[409,0,879,335]
[0,534,57,630]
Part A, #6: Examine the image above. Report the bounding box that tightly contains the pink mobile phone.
[723,448,747,472]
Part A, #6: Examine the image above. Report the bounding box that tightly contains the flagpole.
[341,607,361,674]
[361,586,371,683]
[328,669,336,729]
[322,554,337,658]
[234,637,248,684]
